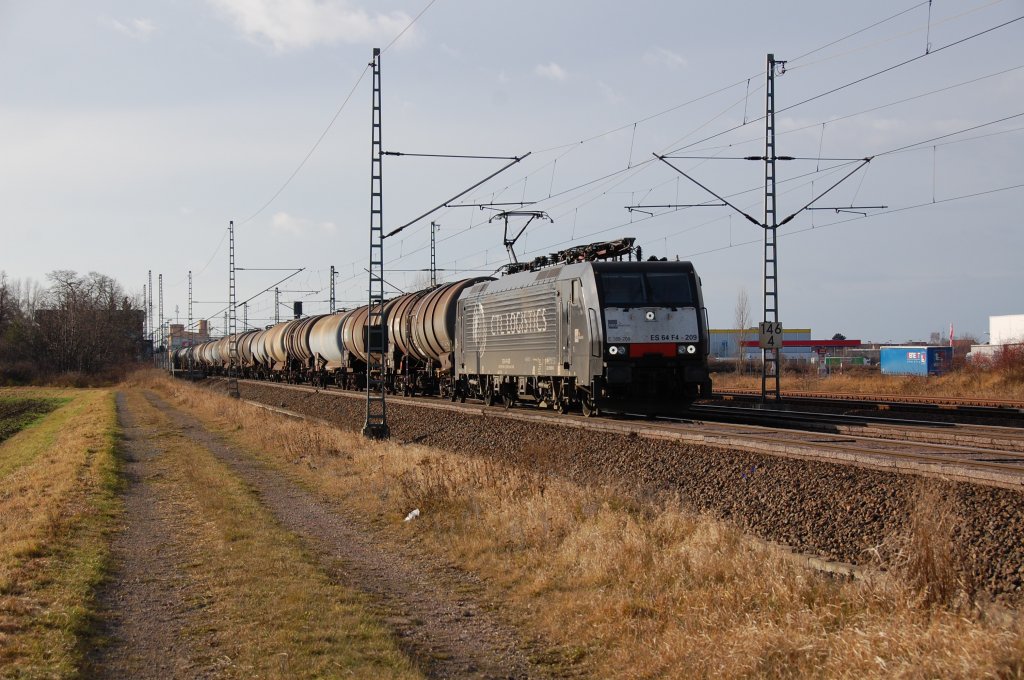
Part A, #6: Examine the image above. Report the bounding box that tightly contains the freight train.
[172,239,712,416]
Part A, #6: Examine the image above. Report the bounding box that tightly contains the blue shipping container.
[880,346,953,376]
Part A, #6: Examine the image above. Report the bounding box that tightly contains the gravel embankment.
[213,379,1024,603]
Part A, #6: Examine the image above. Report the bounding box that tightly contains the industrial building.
[167,319,210,350]
[969,314,1024,361]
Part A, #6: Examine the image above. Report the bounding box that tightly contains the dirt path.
[140,390,546,679]
[88,393,222,679]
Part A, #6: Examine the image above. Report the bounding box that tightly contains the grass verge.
[141,372,1024,678]
[115,388,421,678]
[0,387,120,678]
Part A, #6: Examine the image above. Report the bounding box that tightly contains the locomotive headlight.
[686,344,697,354]
[677,345,687,355]
[644,310,656,321]
[608,345,619,355]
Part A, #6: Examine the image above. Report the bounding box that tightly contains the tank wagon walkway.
[90,388,546,679]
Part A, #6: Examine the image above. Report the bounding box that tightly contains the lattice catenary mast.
[142,283,147,346]
[188,270,193,373]
[761,54,783,402]
[329,265,337,313]
[227,220,240,398]
[363,47,389,439]
[158,273,164,369]
[147,271,153,355]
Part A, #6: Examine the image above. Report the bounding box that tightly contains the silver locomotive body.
[454,260,711,414]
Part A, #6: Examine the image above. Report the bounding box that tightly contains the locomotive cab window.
[645,272,694,306]
[600,273,645,306]
[599,272,694,307]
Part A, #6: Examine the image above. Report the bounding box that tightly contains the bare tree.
[0,272,11,330]
[37,270,143,374]
[0,272,40,382]
[734,287,751,370]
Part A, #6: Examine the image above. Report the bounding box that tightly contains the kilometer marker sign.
[759,322,783,349]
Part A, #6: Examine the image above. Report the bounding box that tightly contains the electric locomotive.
[453,239,711,415]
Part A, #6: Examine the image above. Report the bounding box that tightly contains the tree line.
[0,270,145,384]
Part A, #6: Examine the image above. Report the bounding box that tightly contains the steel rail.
[714,389,1024,412]
[228,379,1024,490]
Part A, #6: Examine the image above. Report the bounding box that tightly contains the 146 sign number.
[758,322,783,349]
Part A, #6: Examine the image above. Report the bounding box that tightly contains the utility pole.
[147,270,153,356]
[142,283,147,347]
[158,273,164,369]
[329,265,336,313]
[242,301,248,330]
[761,54,782,402]
[430,221,438,287]
[363,47,389,439]
[274,287,280,323]
[188,270,193,339]
[227,220,239,398]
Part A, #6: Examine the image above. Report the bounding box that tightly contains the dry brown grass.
[894,486,974,609]
[0,387,120,678]
[714,365,1024,401]
[141,371,1024,678]
[118,388,420,679]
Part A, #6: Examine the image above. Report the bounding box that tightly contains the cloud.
[271,211,336,235]
[535,62,567,81]
[104,17,156,40]
[207,0,413,51]
[643,47,686,70]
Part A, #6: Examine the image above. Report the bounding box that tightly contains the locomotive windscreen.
[599,272,694,307]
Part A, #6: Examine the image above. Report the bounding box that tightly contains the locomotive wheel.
[503,394,514,409]
[581,396,597,418]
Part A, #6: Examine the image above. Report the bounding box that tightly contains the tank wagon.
[180,238,712,415]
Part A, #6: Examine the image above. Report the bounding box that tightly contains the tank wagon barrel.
[409,278,492,364]
[308,311,351,368]
[388,290,429,359]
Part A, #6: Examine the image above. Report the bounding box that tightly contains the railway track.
[714,388,1024,421]
[233,379,1024,491]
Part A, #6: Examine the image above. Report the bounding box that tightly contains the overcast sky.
[2,0,1021,343]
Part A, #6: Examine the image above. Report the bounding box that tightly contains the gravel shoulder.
[142,389,550,679]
